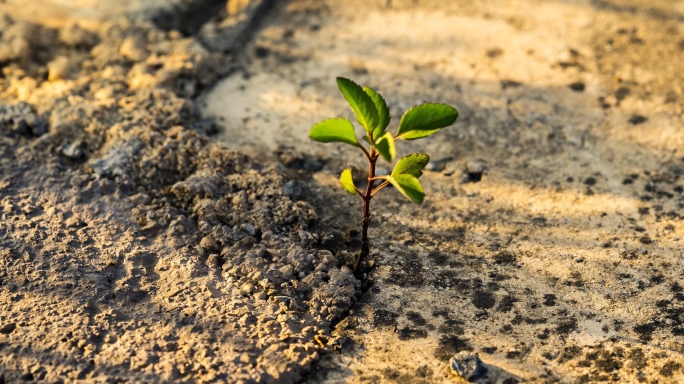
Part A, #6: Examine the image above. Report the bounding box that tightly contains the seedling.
[309,77,458,271]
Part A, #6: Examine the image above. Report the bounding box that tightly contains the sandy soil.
[0,1,355,382]
[1,0,684,383]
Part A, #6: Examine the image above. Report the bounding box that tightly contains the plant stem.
[355,148,377,271]
[371,180,390,197]
[356,143,372,163]
[356,195,371,271]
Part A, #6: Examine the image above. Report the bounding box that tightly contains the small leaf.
[340,169,357,195]
[337,77,378,133]
[384,153,430,203]
[363,86,390,140]
[309,118,358,145]
[392,153,430,178]
[374,132,396,162]
[362,136,373,146]
[397,103,458,140]
[383,174,425,204]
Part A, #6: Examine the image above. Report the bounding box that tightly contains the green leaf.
[309,118,358,145]
[337,77,378,133]
[391,153,430,178]
[396,103,458,140]
[374,132,396,162]
[383,174,425,204]
[383,153,430,203]
[340,169,357,195]
[363,86,390,140]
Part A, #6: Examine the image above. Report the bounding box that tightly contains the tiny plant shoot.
[309,77,459,271]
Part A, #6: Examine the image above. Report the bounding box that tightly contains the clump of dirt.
[0,5,359,383]
[0,102,46,137]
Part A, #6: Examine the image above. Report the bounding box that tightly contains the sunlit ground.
[1,0,683,382]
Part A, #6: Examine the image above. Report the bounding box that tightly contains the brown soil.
[1,0,684,383]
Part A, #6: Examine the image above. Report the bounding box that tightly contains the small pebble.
[282,180,304,200]
[450,352,488,381]
[243,223,256,236]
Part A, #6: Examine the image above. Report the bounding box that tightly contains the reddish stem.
[354,149,378,271]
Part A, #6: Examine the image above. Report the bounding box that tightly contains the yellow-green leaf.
[337,77,378,133]
[363,86,390,140]
[309,118,358,145]
[391,153,430,178]
[340,169,357,195]
[397,103,458,140]
[383,174,425,204]
[374,132,396,162]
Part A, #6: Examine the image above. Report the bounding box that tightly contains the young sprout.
[309,77,458,271]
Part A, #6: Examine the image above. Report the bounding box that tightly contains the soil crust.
[1,0,684,383]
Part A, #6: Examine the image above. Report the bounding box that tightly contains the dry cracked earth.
[1,0,684,383]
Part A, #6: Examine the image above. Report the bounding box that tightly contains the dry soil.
[1,0,684,383]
